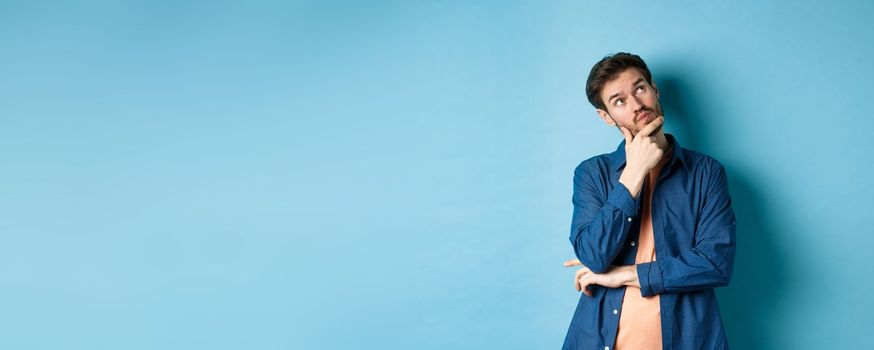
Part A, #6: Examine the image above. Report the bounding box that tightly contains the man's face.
[596,68,663,137]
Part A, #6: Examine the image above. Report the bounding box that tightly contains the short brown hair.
[585,52,653,110]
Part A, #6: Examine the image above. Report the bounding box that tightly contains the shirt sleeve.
[636,161,737,297]
[569,162,640,274]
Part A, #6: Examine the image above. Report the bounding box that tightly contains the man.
[561,53,736,350]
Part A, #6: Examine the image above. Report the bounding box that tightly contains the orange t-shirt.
[614,148,672,350]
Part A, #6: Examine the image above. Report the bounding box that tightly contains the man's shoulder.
[573,151,615,176]
[680,147,727,174]
[678,148,731,192]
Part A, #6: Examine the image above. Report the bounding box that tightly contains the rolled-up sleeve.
[637,161,737,297]
[569,162,640,274]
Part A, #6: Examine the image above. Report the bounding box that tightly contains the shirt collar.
[609,133,688,173]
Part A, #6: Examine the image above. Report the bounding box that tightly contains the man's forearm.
[618,168,646,199]
[622,265,641,288]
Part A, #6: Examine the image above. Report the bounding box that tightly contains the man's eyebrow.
[632,78,645,86]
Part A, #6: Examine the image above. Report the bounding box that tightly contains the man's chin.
[630,124,662,137]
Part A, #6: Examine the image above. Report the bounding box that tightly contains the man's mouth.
[637,112,654,123]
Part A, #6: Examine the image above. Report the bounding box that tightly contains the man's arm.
[635,160,736,297]
[568,163,640,274]
[569,118,665,274]
[563,260,639,297]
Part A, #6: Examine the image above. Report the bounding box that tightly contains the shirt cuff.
[606,183,639,218]
[637,261,665,297]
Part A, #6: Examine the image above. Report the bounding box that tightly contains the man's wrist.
[624,265,640,288]
[619,168,645,198]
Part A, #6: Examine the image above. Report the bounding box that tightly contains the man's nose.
[629,96,644,111]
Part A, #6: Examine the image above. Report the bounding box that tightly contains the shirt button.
[605,347,610,350]
[627,217,632,222]
[613,309,618,315]
[631,241,636,246]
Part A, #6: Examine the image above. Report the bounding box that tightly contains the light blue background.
[2,1,872,349]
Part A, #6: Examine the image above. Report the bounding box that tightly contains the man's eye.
[615,99,624,106]
[636,86,646,93]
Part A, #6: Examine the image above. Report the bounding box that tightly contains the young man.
[561,53,736,350]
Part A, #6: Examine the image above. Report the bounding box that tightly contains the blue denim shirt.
[562,134,736,350]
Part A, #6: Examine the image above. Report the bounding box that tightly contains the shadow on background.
[657,72,794,349]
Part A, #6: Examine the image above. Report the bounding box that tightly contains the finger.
[579,276,593,297]
[620,126,633,146]
[575,267,589,281]
[574,274,585,290]
[563,259,582,267]
[637,116,664,138]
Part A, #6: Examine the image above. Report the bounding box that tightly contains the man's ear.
[652,81,660,100]
[596,109,615,126]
